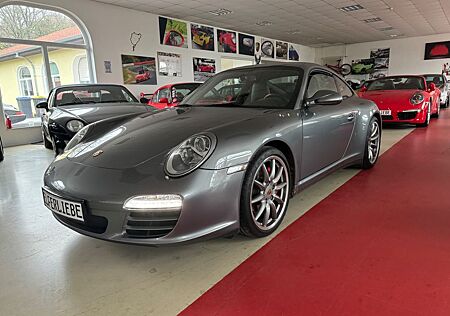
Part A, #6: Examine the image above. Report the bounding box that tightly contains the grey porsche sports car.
[42,63,381,245]
[37,84,151,154]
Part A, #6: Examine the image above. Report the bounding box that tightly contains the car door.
[301,70,357,179]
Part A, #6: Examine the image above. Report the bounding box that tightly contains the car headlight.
[165,133,216,177]
[410,93,425,105]
[66,120,85,133]
[65,125,91,151]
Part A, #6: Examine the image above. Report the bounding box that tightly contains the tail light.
[16,111,25,116]
[5,117,12,129]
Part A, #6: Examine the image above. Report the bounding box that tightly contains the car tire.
[340,63,352,76]
[0,137,4,162]
[417,102,431,127]
[42,129,53,149]
[240,147,291,238]
[361,116,381,169]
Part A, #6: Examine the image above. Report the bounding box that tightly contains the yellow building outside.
[0,47,88,112]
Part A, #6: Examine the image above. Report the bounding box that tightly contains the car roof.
[55,83,127,89]
[373,75,426,80]
[227,62,335,73]
[156,82,201,90]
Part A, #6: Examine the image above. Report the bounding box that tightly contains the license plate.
[42,188,84,222]
[380,110,391,116]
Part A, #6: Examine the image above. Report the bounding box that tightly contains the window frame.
[305,70,338,100]
[17,66,34,96]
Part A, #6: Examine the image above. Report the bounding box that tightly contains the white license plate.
[380,110,391,116]
[42,188,84,222]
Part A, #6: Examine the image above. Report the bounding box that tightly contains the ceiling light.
[208,8,233,16]
[256,21,273,26]
[379,26,394,31]
[287,30,301,34]
[390,34,398,37]
[364,17,382,23]
[339,4,364,12]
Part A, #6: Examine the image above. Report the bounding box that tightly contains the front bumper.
[381,108,427,124]
[43,160,244,245]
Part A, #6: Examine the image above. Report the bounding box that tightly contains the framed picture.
[191,24,214,51]
[157,52,182,77]
[217,29,237,53]
[121,54,157,85]
[276,41,288,59]
[193,57,216,82]
[425,41,450,60]
[289,45,299,61]
[261,38,274,58]
[159,17,188,48]
[238,33,255,56]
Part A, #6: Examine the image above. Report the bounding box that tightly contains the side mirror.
[35,101,49,110]
[159,97,169,104]
[306,90,343,106]
[140,97,149,104]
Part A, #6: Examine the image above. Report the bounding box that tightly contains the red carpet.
[180,110,450,316]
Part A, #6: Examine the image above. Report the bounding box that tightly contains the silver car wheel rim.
[250,155,289,231]
[368,120,380,164]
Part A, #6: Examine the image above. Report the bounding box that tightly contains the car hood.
[360,90,420,109]
[56,103,149,124]
[66,106,270,169]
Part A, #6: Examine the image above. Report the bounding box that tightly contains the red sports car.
[219,32,237,53]
[142,82,201,109]
[197,63,215,73]
[359,75,441,127]
[135,69,151,83]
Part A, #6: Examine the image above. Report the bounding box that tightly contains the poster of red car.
[217,29,237,53]
[425,41,450,60]
[193,57,216,82]
[159,17,188,48]
[121,55,157,85]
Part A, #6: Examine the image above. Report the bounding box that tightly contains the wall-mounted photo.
[157,52,182,77]
[289,45,299,61]
[159,17,188,48]
[276,41,288,59]
[191,24,214,51]
[351,58,375,75]
[261,38,274,58]
[193,57,216,82]
[424,41,450,60]
[121,54,157,85]
[371,48,390,70]
[217,29,237,53]
[238,33,255,56]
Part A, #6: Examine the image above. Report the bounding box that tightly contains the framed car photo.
[425,41,450,60]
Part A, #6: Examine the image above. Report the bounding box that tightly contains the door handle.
[347,113,355,121]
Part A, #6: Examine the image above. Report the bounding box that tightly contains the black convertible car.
[37,84,151,154]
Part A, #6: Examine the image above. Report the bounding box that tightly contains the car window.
[151,91,159,103]
[424,75,444,87]
[367,77,425,91]
[158,88,170,102]
[171,84,200,102]
[181,67,303,109]
[54,85,137,106]
[334,77,353,99]
[306,73,337,99]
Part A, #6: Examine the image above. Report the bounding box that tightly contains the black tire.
[0,137,4,162]
[42,129,53,149]
[240,147,291,237]
[432,99,440,118]
[417,102,431,127]
[361,116,381,169]
[340,63,352,76]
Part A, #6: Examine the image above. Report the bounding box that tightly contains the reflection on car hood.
[58,102,149,124]
[67,106,269,169]
[360,90,421,108]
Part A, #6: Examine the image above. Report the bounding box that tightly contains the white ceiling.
[94,0,450,47]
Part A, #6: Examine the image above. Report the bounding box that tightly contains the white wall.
[316,33,450,75]
[0,0,316,146]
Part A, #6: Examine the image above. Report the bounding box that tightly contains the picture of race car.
[135,69,152,83]
[218,30,236,53]
[197,63,215,73]
[191,24,214,51]
[352,60,375,74]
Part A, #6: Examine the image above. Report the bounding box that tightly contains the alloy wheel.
[368,120,381,164]
[250,155,289,231]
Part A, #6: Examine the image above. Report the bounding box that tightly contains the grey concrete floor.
[0,128,413,316]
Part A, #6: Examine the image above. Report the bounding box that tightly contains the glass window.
[171,83,201,102]
[157,88,170,102]
[367,77,425,91]
[181,67,303,109]
[424,75,443,87]
[75,56,90,83]
[334,77,353,99]
[18,66,34,96]
[54,85,137,106]
[306,73,337,99]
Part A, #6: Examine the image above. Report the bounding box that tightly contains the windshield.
[172,83,201,102]
[180,67,303,109]
[424,75,443,87]
[54,85,138,106]
[367,77,425,91]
